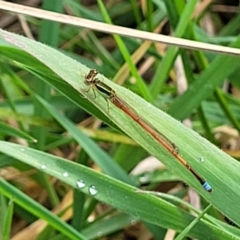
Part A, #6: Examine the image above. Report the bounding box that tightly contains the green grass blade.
[2,198,13,240]
[97,0,152,101]
[1,28,240,229]
[0,121,37,142]
[168,36,240,119]
[0,176,87,240]
[34,94,133,185]
[0,141,239,239]
[175,204,212,240]
[150,0,198,96]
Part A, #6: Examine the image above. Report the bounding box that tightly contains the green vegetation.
[0,1,240,239]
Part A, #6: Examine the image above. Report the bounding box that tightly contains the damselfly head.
[85,69,99,83]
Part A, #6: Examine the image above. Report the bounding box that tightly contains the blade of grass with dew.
[0,141,239,239]
[1,29,240,225]
[34,94,134,185]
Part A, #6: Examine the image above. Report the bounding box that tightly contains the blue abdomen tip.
[203,182,212,192]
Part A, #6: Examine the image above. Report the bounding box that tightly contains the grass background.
[0,1,240,239]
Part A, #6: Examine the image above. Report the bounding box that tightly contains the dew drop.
[200,157,205,162]
[88,185,98,195]
[131,219,137,225]
[63,172,69,177]
[97,231,103,237]
[40,164,46,170]
[20,148,25,151]
[76,180,86,189]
